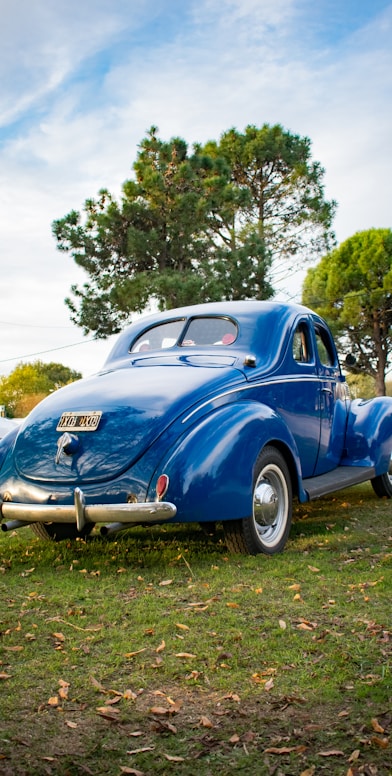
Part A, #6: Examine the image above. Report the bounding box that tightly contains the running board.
[303,466,375,500]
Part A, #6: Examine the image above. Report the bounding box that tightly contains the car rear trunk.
[13,358,241,485]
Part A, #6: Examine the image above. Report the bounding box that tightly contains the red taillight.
[156,474,169,501]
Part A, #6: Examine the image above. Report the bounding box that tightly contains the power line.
[0,320,74,330]
[0,339,97,364]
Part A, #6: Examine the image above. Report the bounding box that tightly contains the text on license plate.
[56,411,102,432]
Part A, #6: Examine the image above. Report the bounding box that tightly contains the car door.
[270,318,323,478]
[312,320,349,475]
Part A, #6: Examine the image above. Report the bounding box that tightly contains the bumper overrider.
[0,487,177,533]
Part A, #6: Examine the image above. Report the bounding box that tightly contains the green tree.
[302,228,392,396]
[53,128,228,337]
[0,361,81,417]
[202,124,336,285]
[53,125,335,337]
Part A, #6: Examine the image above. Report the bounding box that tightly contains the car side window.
[292,322,312,363]
[315,326,336,367]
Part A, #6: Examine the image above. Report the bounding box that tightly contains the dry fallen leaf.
[175,652,196,659]
[90,676,106,692]
[185,670,202,680]
[156,640,166,653]
[264,745,307,754]
[96,706,121,720]
[371,736,389,748]
[126,747,155,755]
[163,754,185,762]
[371,717,385,733]
[105,696,122,706]
[200,716,214,728]
[52,632,65,641]
[66,720,78,729]
[176,623,190,631]
[120,767,145,776]
[159,579,173,586]
[123,689,138,700]
[149,706,172,716]
[3,646,23,652]
[124,648,147,658]
[317,750,344,756]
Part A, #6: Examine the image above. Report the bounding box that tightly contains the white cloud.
[0,0,391,377]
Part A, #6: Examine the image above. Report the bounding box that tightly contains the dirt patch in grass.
[1,682,391,775]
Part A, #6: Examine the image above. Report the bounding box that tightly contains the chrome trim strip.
[0,496,177,525]
[181,375,326,423]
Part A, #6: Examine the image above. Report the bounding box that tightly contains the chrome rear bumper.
[0,487,177,532]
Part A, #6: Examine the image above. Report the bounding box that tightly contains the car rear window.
[180,317,237,346]
[130,317,238,352]
[131,320,185,352]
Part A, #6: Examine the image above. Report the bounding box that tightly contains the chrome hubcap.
[253,463,288,547]
[254,481,279,526]
[387,455,392,485]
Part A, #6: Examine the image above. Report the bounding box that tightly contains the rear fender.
[149,402,302,523]
[0,426,19,474]
[344,397,392,474]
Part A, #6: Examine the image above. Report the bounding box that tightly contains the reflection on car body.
[0,418,18,441]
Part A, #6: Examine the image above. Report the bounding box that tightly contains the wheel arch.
[150,401,303,523]
[262,438,300,499]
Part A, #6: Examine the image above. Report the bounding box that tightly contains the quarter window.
[292,323,311,363]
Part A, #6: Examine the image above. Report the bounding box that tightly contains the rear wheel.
[223,446,292,555]
[30,522,94,542]
[371,456,392,498]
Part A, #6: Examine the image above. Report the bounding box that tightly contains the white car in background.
[0,418,18,440]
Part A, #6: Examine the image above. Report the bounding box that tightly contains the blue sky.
[1,0,391,377]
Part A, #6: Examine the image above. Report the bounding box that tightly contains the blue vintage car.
[1,301,392,555]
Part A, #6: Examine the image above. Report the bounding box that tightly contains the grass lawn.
[0,483,391,775]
